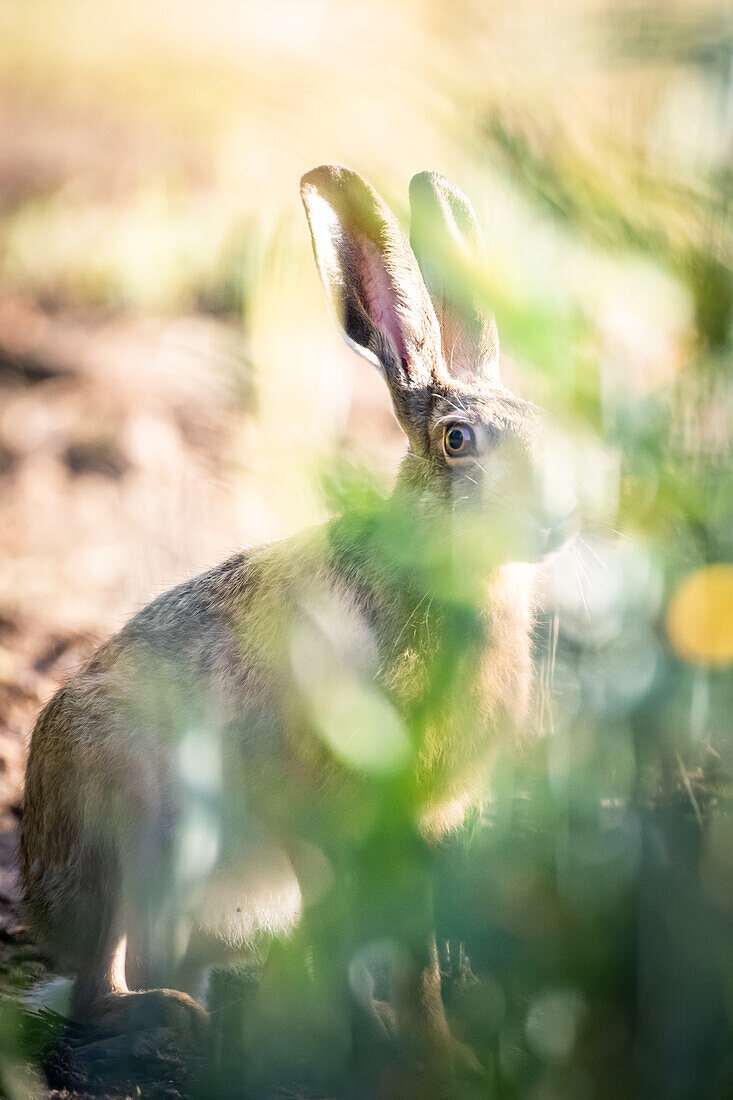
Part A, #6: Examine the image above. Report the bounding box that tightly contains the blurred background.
[0,0,731,1096]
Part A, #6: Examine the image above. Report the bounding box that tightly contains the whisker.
[382,589,432,668]
[577,536,609,575]
[571,544,590,624]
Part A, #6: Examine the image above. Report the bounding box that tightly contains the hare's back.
[80,550,264,740]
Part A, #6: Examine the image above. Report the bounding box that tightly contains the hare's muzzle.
[527,504,580,559]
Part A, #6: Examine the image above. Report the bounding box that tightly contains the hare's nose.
[529,505,579,555]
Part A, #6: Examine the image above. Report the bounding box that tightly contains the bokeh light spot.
[666,564,733,667]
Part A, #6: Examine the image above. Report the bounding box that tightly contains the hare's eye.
[443,423,475,459]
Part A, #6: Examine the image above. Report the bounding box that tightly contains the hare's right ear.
[409,172,499,385]
[301,165,444,451]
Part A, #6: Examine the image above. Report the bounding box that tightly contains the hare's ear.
[301,165,444,450]
[409,172,499,385]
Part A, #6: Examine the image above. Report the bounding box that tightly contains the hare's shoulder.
[126,551,253,643]
[76,531,326,685]
[61,550,256,701]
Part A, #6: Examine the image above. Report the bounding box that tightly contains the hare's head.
[301,166,576,566]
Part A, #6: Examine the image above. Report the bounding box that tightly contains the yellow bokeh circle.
[667,564,733,668]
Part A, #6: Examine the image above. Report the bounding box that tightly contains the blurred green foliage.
[1,0,732,1097]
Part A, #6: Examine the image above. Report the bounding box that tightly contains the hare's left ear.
[409,172,499,385]
[301,165,445,453]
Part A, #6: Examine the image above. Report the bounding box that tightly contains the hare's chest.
[385,572,535,826]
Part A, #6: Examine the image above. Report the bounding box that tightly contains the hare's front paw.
[375,1032,484,1100]
[426,1027,483,1080]
[89,988,209,1043]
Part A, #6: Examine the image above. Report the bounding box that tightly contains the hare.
[21,166,574,1071]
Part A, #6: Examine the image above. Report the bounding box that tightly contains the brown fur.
[22,167,560,1060]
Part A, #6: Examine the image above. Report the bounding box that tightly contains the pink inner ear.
[359,238,409,369]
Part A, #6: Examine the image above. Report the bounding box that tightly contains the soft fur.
[21,166,565,1058]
